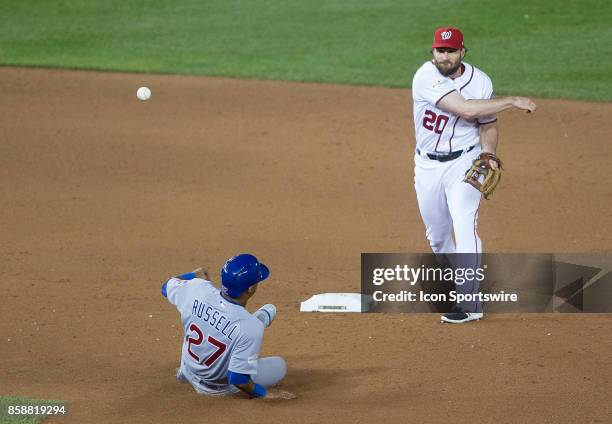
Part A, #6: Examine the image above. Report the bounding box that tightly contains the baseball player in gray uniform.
[412,27,537,323]
[162,254,294,399]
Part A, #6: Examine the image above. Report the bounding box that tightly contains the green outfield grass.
[0,0,610,100]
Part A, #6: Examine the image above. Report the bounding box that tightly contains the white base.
[299,293,375,313]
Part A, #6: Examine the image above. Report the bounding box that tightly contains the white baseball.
[137,86,151,101]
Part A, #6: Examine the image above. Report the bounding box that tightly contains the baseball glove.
[463,153,503,199]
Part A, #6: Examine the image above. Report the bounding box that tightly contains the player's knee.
[426,226,454,253]
[428,239,444,253]
[252,356,287,388]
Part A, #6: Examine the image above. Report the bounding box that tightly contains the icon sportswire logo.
[441,31,452,40]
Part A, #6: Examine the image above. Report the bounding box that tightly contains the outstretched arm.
[235,381,267,398]
[438,91,536,120]
[175,267,209,280]
[161,267,210,298]
[228,371,268,398]
[233,380,295,400]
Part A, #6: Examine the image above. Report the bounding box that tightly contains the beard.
[434,60,462,77]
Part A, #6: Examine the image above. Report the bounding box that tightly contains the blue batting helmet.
[221,254,270,298]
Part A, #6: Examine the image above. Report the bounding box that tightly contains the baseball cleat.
[254,304,276,328]
[440,312,483,324]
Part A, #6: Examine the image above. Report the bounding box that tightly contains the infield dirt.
[1,67,611,423]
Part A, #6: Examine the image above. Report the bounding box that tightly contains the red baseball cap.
[432,27,464,49]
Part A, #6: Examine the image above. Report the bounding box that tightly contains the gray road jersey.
[166,277,264,384]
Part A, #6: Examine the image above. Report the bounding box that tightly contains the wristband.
[227,370,250,385]
[177,272,197,280]
[252,384,267,398]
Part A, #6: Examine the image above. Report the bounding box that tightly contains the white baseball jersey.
[412,61,496,153]
[165,277,265,393]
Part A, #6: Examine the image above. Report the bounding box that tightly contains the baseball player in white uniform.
[412,27,537,323]
[162,254,294,399]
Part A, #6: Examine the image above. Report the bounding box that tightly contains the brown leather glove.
[463,153,503,200]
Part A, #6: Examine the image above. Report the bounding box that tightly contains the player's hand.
[192,267,209,280]
[264,388,297,400]
[512,96,537,113]
[482,151,499,169]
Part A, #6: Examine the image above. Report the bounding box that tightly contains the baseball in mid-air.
[137,86,151,101]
